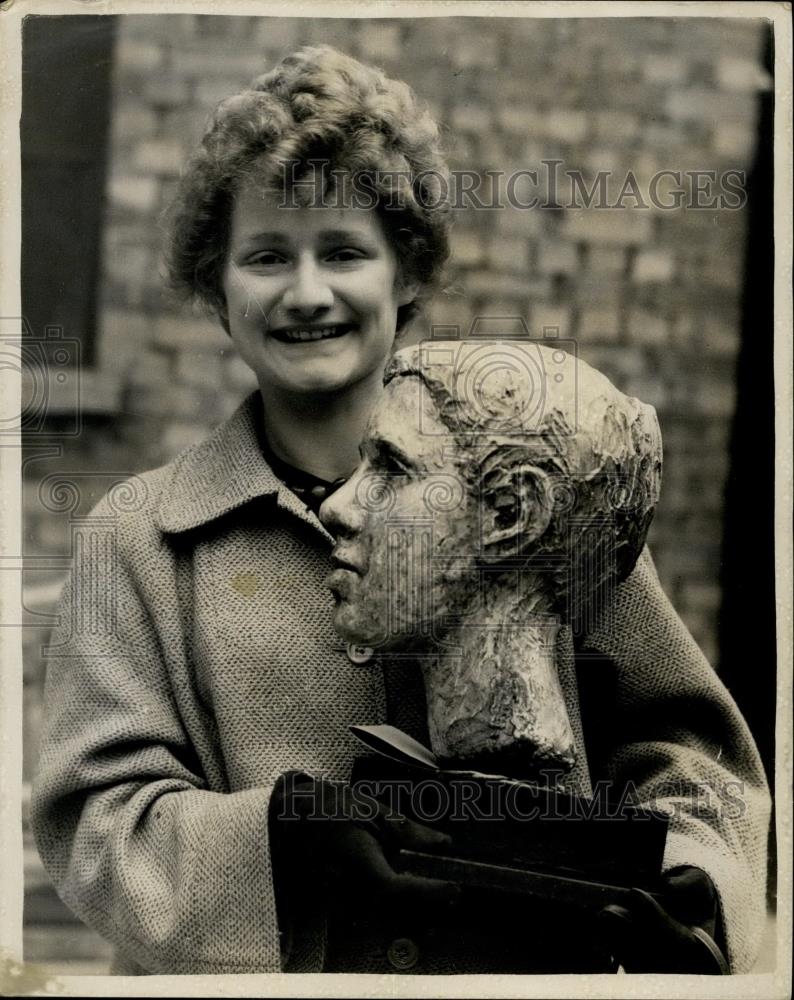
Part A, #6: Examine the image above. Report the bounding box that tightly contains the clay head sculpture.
[321,341,662,775]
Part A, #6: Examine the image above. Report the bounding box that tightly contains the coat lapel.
[153,392,333,544]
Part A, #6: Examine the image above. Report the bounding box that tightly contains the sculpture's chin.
[331,602,385,648]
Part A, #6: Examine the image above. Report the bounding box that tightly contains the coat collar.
[153,391,334,543]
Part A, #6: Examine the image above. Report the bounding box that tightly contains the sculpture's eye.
[382,452,410,477]
[374,443,411,479]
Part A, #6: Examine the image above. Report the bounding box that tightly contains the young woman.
[30,45,770,977]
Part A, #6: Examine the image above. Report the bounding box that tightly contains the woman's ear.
[479,459,553,563]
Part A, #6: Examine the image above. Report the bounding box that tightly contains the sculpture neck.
[421,576,576,775]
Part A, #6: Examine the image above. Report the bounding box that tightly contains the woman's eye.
[247,252,285,267]
[327,247,366,263]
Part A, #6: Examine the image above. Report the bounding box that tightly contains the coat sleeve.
[29,491,286,975]
[579,547,771,974]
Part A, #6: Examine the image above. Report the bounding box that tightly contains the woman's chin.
[274,360,363,396]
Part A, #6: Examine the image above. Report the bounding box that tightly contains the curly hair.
[164,45,451,332]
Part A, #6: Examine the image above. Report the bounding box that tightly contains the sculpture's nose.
[319,469,363,539]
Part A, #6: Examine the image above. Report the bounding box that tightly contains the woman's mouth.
[270,324,353,344]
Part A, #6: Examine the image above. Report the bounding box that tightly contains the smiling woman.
[29,42,770,979]
[160,45,448,485]
[221,190,415,399]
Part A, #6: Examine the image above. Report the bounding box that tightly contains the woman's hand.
[269,773,461,912]
[596,866,729,974]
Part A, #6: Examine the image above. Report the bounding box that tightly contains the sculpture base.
[350,754,669,895]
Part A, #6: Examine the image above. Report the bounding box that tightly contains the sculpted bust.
[321,341,662,776]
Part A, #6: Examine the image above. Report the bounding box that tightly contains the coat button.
[346,643,374,664]
[387,937,419,970]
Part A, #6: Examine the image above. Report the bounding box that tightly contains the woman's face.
[222,177,416,397]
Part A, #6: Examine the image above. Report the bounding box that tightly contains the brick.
[618,375,667,411]
[578,307,621,342]
[562,210,653,246]
[665,87,756,124]
[452,104,493,135]
[478,139,515,174]
[577,346,622,387]
[498,106,542,134]
[451,230,485,267]
[129,348,174,387]
[34,515,71,559]
[425,297,474,340]
[112,104,159,142]
[196,76,251,109]
[494,205,542,237]
[118,41,163,73]
[687,450,729,483]
[703,259,746,294]
[143,73,191,110]
[626,310,669,347]
[715,56,772,93]
[225,354,259,392]
[450,33,498,70]
[129,382,207,422]
[216,390,252,422]
[530,303,572,339]
[108,176,159,214]
[153,314,230,352]
[643,122,688,151]
[357,22,402,63]
[712,122,757,162]
[174,349,224,388]
[161,421,212,461]
[593,110,640,144]
[689,379,737,418]
[134,138,185,177]
[121,14,182,41]
[103,245,153,294]
[642,54,687,86]
[255,17,299,51]
[702,318,740,357]
[163,107,213,146]
[487,236,530,273]
[633,249,675,284]
[96,308,153,374]
[172,48,265,80]
[536,240,578,276]
[466,272,549,301]
[542,109,589,145]
[571,276,623,310]
[589,247,627,275]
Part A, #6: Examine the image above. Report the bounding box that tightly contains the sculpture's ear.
[479,459,553,563]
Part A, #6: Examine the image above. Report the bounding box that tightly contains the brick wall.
[22,12,769,968]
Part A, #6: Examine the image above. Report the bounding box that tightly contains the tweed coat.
[30,391,771,976]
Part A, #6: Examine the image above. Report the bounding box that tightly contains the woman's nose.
[281,257,334,315]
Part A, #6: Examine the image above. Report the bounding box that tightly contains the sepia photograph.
[1,1,790,996]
